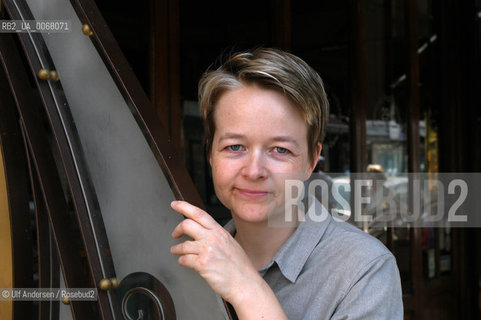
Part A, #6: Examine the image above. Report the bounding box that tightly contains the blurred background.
[1,0,481,319]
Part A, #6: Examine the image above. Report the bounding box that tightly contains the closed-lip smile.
[235,188,270,199]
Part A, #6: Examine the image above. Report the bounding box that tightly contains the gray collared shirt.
[224,200,403,319]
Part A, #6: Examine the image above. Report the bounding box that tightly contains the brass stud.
[110,277,120,289]
[81,24,93,36]
[50,70,59,82]
[61,295,69,305]
[38,68,50,80]
[99,278,112,291]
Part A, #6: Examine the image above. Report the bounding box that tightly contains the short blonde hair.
[198,48,329,164]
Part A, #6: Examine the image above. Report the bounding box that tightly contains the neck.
[233,217,298,270]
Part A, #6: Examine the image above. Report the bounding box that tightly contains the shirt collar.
[223,197,332,283]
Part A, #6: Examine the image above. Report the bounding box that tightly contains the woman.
[170,48,403,319]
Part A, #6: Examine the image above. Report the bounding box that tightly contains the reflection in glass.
[363,0,412,293]
[418,0,451,281]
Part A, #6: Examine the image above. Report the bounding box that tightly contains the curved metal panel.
[2,1,120,318]
[12,0,231,318]
[69,0,204,208]
[25,129,61,320]
[0,31,98,319]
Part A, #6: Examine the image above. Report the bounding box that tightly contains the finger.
[171,201,219,229]
[172,218,208,239]
[177,254,200,271]
[170,240,199,255]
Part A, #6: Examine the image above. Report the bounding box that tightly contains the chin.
[231,203,271,224]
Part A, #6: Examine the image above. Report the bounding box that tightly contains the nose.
[241,150,268,180]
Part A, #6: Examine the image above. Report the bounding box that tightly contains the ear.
[305,143,322,179]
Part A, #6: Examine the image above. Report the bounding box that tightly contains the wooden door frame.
[150,0,182,156]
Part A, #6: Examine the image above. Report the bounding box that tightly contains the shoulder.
[265,205,403,319]
[322,221,403,318]
[299,200,395,277]
[323,219,393,262]
[304,218,399,293]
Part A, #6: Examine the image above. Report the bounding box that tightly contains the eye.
[227,145,243,152]
[274,147,289,154]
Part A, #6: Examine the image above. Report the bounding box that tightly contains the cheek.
[211,167,226,186]
[211,159,234,185]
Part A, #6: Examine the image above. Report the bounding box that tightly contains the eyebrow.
[218,133,245,142]
[271,136,300,147]
[218,133,300,147]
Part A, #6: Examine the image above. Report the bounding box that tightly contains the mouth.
[234,188,271,199]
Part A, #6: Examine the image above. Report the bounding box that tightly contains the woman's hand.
[170,200,287,319]
[170,200,259,304]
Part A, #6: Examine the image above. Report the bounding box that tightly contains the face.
[209,85,320,225]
